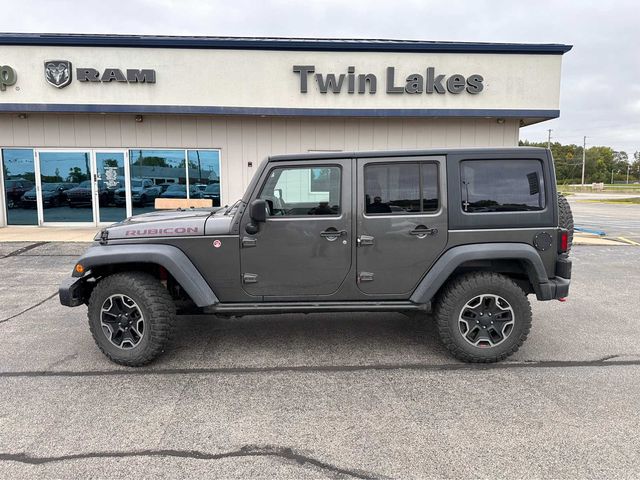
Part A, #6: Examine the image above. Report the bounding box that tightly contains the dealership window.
[364,162,439,215]
[259,166,341,216]
[2,149,37,225]
[128,149,221,215]
[460,159,546,213]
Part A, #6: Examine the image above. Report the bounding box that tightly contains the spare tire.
[557,193,574,253]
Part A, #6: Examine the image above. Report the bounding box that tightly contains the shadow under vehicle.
[20,182,77,208]
[60,148,574,367]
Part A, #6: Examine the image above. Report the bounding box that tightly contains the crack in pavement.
[0,356,638,379]
[0,444,388,479]
[0,292,58,324]
[0,242,49,259]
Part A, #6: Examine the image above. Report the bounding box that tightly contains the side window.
[364,162,439,215]
[461,159,546,213]
[259,166,341,216]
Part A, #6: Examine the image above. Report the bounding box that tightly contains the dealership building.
[0,33,570,227]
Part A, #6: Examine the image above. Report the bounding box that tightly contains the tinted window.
[461,160,546,213]
[259,166,341,216]
[364,162,439,215]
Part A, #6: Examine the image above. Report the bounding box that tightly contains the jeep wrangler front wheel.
[87,272,176,366]
[434,272,532,363]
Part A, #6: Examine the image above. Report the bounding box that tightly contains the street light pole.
[581,136,587,186]
[627,164,630,184]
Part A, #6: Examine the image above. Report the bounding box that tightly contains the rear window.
[461,159,546,213]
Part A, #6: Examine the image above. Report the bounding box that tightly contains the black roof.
[0,33,572,54]
[269,146,548,162]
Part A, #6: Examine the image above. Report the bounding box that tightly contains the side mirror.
[246,199,266,234]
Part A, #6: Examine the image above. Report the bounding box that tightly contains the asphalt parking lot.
[568,194,640,242]
[0,242,639,479]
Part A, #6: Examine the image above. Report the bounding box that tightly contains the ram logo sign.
[44,60,72,89]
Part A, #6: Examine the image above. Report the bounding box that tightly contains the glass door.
[94,150,129,224]
[37,150,94,224]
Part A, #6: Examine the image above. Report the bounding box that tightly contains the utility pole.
[547,129,552,149]
[627,164,631,184]
[581,136,587,186]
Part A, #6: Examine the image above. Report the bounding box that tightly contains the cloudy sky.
[1,0,638,155]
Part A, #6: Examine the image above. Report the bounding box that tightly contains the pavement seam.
[0,242,49,259]
[1,357,639,379]
[0,292,58,324]
[0,445,387,479]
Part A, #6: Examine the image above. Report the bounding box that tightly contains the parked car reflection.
[4,179,34,209]
[202,183,220,206]
[114,179,162,206]
[66,180,113,207]
[159,184,204,199]
[21,182,76,208]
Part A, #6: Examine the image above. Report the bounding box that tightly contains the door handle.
[320,229,346,241]
[409,226,438,238]
[320,229,347,238]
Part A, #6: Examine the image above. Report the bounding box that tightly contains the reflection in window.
[2,149,37,225]
[364,162,439,215]
[187,150,221,206]
[129,149,186,215]
[461,160,546,213]
[260,166,341,216]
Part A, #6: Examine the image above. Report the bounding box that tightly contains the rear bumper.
[59,277,85,307]
[536,256,571,300]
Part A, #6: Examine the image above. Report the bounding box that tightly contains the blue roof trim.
[0,33,572,54]
[0,103,560,119]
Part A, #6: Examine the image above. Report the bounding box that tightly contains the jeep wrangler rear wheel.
[435,272,532,363]
[87,272,175,366]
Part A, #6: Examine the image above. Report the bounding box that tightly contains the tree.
[133,156,168,167]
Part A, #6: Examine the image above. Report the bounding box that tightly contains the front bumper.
[59,277,85,307]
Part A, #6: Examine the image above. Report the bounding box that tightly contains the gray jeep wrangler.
[59,147,573,366]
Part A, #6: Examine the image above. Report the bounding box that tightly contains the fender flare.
[74,244,219,307]
[410,243,549,304]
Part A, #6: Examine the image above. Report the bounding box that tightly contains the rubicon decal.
[293,65,483,95]
[125,227,198,236]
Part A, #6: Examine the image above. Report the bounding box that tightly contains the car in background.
[4,179,34,208]
[202,183,220,206]
[156,182,176,194]
[66,180,112,207]
[159,184,204,199]
[114,179,162,207]
[21,182,76,208]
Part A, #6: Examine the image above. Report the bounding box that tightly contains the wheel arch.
[410,243,549,304]
[73,244,219,307]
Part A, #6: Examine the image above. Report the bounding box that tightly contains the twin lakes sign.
[44,60,156,89]
[293,65,484,95]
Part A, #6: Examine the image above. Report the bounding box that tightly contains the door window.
[2,149,37,225]
[364,162,439,215]
[259,166,341,216]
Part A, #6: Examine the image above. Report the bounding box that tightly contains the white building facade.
[0,34,570,227]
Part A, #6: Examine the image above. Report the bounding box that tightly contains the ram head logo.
[44,60,72,88]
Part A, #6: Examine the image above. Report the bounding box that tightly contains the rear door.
[240,160,352,298]
[356,156,448,296]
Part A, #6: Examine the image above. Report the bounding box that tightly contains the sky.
[0,0,638,156]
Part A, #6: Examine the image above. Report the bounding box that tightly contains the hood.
[103,208,230,240]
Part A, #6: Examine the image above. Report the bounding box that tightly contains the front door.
[94,150,129,224]
[240,160,352,298]
[356,156,448,296]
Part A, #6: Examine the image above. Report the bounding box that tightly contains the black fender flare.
[410,243,550,304]
[73,244,219,307]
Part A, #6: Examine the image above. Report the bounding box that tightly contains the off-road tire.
[434,272,532,363]
[557,193,574,253]
[87,272,175,366]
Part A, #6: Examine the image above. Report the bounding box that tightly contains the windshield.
[205,184,220,192]
[41,183,60,191]
[166,184,185,192]
[78,181,91,188]
[131,180,143,187]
